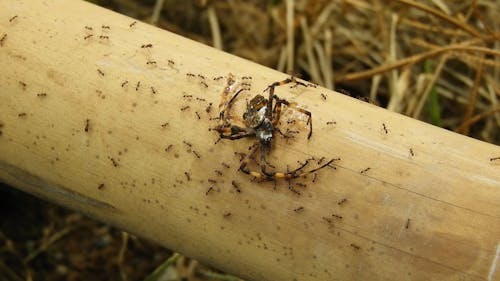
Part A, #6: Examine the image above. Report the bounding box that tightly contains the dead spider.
[213,74,335,181]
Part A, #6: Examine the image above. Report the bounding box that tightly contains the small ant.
[490,157,500,161]
[208,179,217,184]
[146,60,157,65]
[196,97,206,102]
[410,148,415,157]
[332,214,342,219]
[405,218,411,229]
[320,93,327,101]
[214,170,223,176]
[326,121,336,125]
[18,113,27,117]
[161,122,169,128]
[180,106,190,111]
[121,81,128,87]
[84,26,93,30]
[223,212,232,218]
[109,157,119,167]
[186,73,196,78]
[141,44,153,48]
[9,15,18,22]
[84,34,93,40]
[231,181,241,193]
[195,111,201,119]
[97,69,105,76]
[19,81,27,90]
[182,94,193,98]
[317,157,326,165]
[135,81,141,91]
[337,198,347,205]
[184,172,191,181]
[221,162,230,169]
[360,167,371,174]
[165,144,173,151]
[350,243,360,250]
[168,60,175,66]
[37,93,47,97]
[312,173,318,183]
[205,103,213,113]
[192,150,201,158]
[151,87,157,94]
[294,206,304,213]
[322,217,333,224]
[183,141,192,147]
[382,123,389,134]
[129,21,137,28]
[213,76,223,81]
[98,183,105,190]
[1,34,7,46]
[200,81,208,88]
[101,25,110,29]
[99,35,109,40]
[205,187,214,195]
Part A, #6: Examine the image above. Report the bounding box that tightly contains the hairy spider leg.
[218,88,245,122]
[214,74,247,136]
[217,125,255,140]
[263,77,307,119]
[263,77,313,139]
[271,96,313,139]
[239,145,337,182]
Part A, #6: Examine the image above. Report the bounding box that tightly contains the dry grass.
[1,0,498,280]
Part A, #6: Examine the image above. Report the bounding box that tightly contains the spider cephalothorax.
[214,74,334,181]
[243,94,274,143]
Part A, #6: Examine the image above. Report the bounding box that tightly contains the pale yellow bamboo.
[0,1,499,281]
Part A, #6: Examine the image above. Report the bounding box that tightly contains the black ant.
[213,74,336,181]
[84,119,90,132]
[0,34,7,47]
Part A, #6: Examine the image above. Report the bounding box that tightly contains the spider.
[213,74,336,181]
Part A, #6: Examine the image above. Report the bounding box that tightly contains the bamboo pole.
[0,1,499,281]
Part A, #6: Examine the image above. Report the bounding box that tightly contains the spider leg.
[239,143,261,177]
[217,125,255,140]
[239,157,337,182]
[212,79,247,136]
[263,76,307,95]
[272,96,313,139]
[263,77,302,120]
[216,73,246,126]
[218,88,245,122]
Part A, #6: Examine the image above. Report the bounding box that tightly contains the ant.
[213,74,336,181]
[0,34,7,46]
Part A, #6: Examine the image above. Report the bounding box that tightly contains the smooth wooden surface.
[0,1,499,281]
